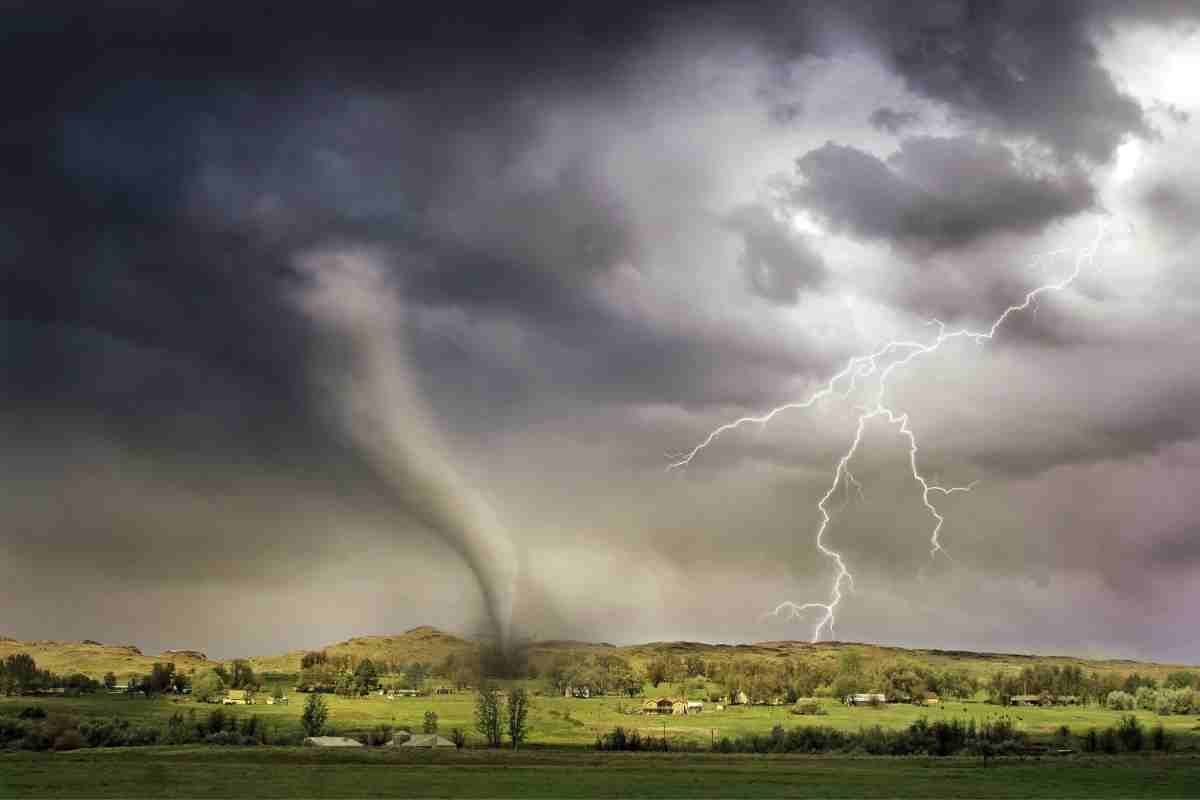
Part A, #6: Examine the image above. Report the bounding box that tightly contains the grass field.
[2,746,1198,798]
[4,690,1199,748]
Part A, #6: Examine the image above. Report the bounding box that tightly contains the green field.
[3,689,1199,748]
[2,747,1198,798]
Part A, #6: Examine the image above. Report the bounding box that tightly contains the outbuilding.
[400,734,457,748]
[303,736,363,748]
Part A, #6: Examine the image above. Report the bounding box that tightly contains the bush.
[1135,686,1157,710]
[1151,723,1171,752]
[1116,715,1143,752]
[1106,691,1135,711]
[1154,688,1197,716]
[361,725,393,747]
[52,729,83,751]
[17,706,46,720]
[790,699,826,716]
[1080,728,1098,753]
[450,727,467,749]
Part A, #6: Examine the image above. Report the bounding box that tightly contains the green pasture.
[2,747,1198,798]
[3,688,1200,747]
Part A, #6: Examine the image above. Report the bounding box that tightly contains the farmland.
[2,689,1199,748]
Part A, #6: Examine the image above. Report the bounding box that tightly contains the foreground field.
[4,691,1199,748]
[1,747,1197,798]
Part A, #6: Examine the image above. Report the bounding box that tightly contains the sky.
[4,1,1200,663]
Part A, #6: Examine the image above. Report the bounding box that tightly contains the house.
[1010,694,1042,706]
[265,696,289,705]
[643,697,677,714]
[387,688,420,699]
[434,686,454,695]
[732,691,749,706]
[400,734,457,748]
[845,693,887,706]
[303,736,363,748]
[686,701,703,714]
[564,686,592,698]
[223,689,253,705]
[922,697,940,706]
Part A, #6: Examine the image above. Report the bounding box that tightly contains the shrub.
[790,699,825,716]
[1135,686,1157,710]
[17,706,46,720]
[450,727,467,749]
[1080,728,1098,753]
[1151,723,1171,752]
[52,729,83,751]
[423,710,438,734]
[362,725,393,747]
[1116,715,1143,752]
[1106,691,1134,711]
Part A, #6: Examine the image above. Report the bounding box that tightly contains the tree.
[191,669,226,703]
[103,672,117,691]
[449,727,467,749]
[646,656,675,688]
[229,659,257,690]
[1164,671,1197,690]
[506,687,530,750]
[475,684,503,748]
[145,662,176,695]
[403,662,428,690]
[301,692,329,737]
[354,659,379,695]
[423,710,439,734]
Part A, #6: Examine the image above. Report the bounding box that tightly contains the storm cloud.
[790,137,1095,253]
[2,1,1200,662]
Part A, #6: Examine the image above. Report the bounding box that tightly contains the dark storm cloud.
[726,204,826,304]
[847,1,1153,163]
[869,107,921,135]
[790,136,1095,252]
[3,0,1200,659]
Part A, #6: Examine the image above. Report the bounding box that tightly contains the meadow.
[3,687,1199,748]
[2,746,1198,798]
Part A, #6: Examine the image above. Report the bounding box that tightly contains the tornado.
[294,248,517,649]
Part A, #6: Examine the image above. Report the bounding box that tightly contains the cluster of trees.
[1079,715,1173,754]
[0,706,299,751]
[0,654,102,696]
[544,654,643,697]
[1106,686,1199,715]
[706,654,977,705]
[987,666,1198,707]
[298,656,382,696]
[474,685,530,749]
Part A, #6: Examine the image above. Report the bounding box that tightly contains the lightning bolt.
[670,225,1109,642]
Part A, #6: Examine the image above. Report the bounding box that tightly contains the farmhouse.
[223,689,253,705]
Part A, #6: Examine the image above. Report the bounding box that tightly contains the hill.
[246,626,479,674]
[3,627,1194,683]
[0,637,216,679]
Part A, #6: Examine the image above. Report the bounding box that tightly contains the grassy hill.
[0,637,216,679]
[245,626,479,674]
[3,627,1194,683]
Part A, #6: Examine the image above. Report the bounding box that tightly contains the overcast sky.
[4,1,1200,663]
